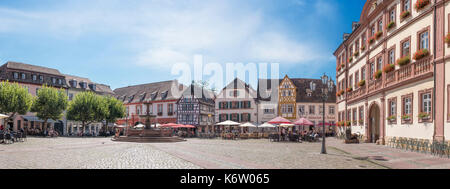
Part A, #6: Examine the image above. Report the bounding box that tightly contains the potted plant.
[400,11,411,21]
[413,49,429,60]
[348,57,353,63]
[361,45,366,51]
[368,36,376,44]
[346,87,353,92]
[345,121,352,127]
[358,80,366,87]
[374,70,382,79]
[445,33,450,45]
[402,115,411,121]
[418,112,430,120]
[383,64,395,73]
[386,21,395,30]
[415,0,431,11]
[354,51,360,57]
[396,56,411,66]
[358,119,364,125]
[386,115,396,122]
[341,63,346,70]
[375,31,383,40]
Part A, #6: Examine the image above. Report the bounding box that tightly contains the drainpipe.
[432,0,437,140]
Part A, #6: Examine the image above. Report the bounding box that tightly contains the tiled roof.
[64,74,114,95]
[113,80,185,104]
[179,84,215,104]
[4,61,62,76]
[257,78,336,103]
[217,78,257,98]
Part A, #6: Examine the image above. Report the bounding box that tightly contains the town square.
[1,0,450,174]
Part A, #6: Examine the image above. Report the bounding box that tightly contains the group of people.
[0,124,26,143]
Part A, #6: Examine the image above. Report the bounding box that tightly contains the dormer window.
[52,78,57,84]
[161,91,168,99]
[58,79,62,85]
[70,80,78,88]
[89,84,96,91]
[32,75,37,81]
[13,72,19,79]
[21,73,26,80]
[80,82,87,89]
[151,92,157,100]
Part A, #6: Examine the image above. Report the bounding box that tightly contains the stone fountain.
[112,102,186,143]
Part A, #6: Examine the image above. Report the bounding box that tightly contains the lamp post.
[311,73,334,154]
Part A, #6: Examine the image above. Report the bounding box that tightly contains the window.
[420,91,432,114]
[329,106,335,115]
[389,8,396,23]
[371,25,376,36]
[388,48,395,64]
[353,108,357,123]
[39,75,44,82]
[388,97,397,123]
[402,0,411,12]
[21,73,26,80]
[370,62,375,80]
[136,106,141,115]
[58,79,62,85]
[229,90,239,97]
[52,78,56,84]
[309,105,315,115]
[349,74,353,88]
[32,75,37,81]
[13,72,19,79]
[264,108,274,114]
[359,106,364,123]
[418,30,429,50]
[361,67,366,81]
[168,104,173,113]
[402,93,413,123]
[355,71,359,86]
[319,105,324,114]
[355,39,359,51]
[378,19,383,32]
[299,105,305,115]
[157,104,163,114]
[401,38,411,57]
[377,57,382,71]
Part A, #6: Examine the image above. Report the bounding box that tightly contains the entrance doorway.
[368,104,380,143]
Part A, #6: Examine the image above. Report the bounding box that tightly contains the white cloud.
[0,0,334,69]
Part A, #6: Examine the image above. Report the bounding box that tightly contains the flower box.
[386,115,397,122]
[368,36,376,45]
[375,31,383,40]
[346,87,353,92]
[402,115,411,122]
[445,33,450,45]
[383,64,395,73]
[396,56,411,66]
[418,112,430,120]
[358,80,366,87]
[386,21,395,30]
[415,0,430,11]
[400,11,411,21]
[358,119,364,124]
[413,49,429,60]
[361,45,366,51]
[345,121,352,127]
[353,51,360,57]
[374,70,382,79]
[348,57,353,63]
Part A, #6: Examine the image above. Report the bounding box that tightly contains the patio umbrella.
[0,114,8,119]
[268,116,292,124]
[279,123,295,127]
[134,124,145,128]
[216,120,240,126]
[161,123,180,128]
[239,122,257,127]
[293,118,314,126]
[258,122,276,128]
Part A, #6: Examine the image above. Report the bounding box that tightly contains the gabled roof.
[178,84,215,104]
[256,79,281,101]
[217,78,256,99]
[4,61,63,76]
[113,80,185,104]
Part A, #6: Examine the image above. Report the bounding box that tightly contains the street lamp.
[311,73,334,154]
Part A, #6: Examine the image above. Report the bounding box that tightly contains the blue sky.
[0,0,365,90]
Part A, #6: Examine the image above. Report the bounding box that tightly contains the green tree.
[101,96,125,134]
[0,81,33,124]
[31,85,68,131]
[67,92,108,134]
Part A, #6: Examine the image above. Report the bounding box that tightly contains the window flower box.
[361,45,366,51]
[386,21,396,30]
[358,119,364,125]
[402,115,411,122]
[353,51,360,57]
[418,112,430,120]
[445,33,450,45]
[358,80,366,87]
[345,121,352,127]
[415,0,430,11]
[383,64,395,73]
[375,31,383,40]
[400,11,411,21]
[368,36,376,45]
[336,90,344,97]
[396,56,411,66]
[374,70,382,79]
[346,87,353,92]
[413,49,429,60]
[348,57,353,63]
[386,115,397,122]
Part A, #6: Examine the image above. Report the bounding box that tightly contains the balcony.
[346,56,433,102]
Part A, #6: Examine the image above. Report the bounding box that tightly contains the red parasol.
[268,116,292,124]
[293,118,314,126]
[160,123,180,128]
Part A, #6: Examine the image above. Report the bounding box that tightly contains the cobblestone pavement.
[327,138,450,169]
[9,137,446,169]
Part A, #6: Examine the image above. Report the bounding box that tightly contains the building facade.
[176,83,215,133]
[334,0,450,144]
[0,61,67,133]
[114,80,185,126]
[256,79,279,124]
[64,74,115,136]
[215,78,258,124]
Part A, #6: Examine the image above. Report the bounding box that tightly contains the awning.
[22,116,56,123]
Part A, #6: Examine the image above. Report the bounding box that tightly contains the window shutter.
[248,113,251,121]
[228,102,232,109]
[237,114,240,122]
[226,114,229,120]
[241,113,244,122]
[219,102,222,109]
[247,101,251,108]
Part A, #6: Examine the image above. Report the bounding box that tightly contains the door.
[368,104,380,143]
